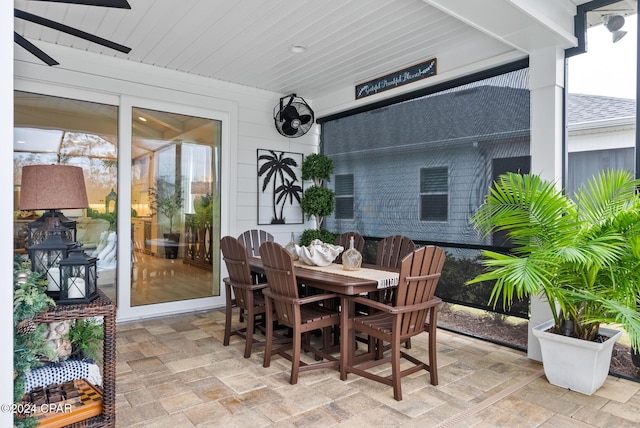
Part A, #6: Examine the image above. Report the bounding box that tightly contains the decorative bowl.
[296,239,343,267]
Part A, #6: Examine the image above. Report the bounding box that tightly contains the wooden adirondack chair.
[342,245,445,401]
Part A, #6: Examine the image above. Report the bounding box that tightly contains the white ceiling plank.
[13,0,607,98]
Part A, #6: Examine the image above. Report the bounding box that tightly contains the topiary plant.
[300,153,335,230]
[301,153,334,187]
[300,186,335,228]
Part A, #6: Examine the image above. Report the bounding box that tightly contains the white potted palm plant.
[468,169,640,395]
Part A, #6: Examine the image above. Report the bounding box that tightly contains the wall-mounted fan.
[274,94,314,138]
[14,0,132,66]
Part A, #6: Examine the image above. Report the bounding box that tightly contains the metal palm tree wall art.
[14,0,132,66]
[257,150,303,225]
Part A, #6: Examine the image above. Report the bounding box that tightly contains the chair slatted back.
[394,246,445,337]
[238,229,274,257]
[221,236,255,310]
[334,232,365,263]
[259,241,299,326]
[376,235,416,269]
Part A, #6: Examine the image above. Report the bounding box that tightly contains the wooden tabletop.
[248,257,395,296]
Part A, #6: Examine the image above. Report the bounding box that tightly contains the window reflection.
[13,92,119,304]
[131,107,221,306]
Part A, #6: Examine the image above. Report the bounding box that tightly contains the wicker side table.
[33,290,116,428]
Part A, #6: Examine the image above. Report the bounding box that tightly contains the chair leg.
[322,326,332,352]
[290,328,302,385]
[223,284,233,346]
[391,340,402,401]
[375,338,384,360]
[428,330,438,385]
[428,318,438,385]
[263,301,274,368]
[243,307,254,358]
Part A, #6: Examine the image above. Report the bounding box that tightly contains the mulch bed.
[437,303,640,381]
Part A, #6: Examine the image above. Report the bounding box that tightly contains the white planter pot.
[532,319,621,395]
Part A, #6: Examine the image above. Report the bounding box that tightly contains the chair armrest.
[251,281,269,291]
[298,293,339,305]
[389,297,442,314]
[223,277,268,291]
[263,289,338,306]
[349,295,394,313]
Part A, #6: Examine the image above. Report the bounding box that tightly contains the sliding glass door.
[131,107,222,306]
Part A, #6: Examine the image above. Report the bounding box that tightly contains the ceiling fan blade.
[14,32,59,66]
[15,9,132,54]
[27,0,131,8]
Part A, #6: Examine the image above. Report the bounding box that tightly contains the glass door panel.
[131,107,221,306]
[14,91,118,304]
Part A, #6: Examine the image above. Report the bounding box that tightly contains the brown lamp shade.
[19,165,89,210]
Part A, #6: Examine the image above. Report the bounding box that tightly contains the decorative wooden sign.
[355,58,437,99]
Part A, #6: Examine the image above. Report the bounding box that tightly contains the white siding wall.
[14,43,316,321]
[568,125,635,153]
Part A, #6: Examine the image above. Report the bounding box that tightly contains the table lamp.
[20,164,89,299]
[19,164,89,245]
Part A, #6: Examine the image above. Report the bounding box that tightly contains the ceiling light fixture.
[604,15,627,43]
[289,44,307,54]
[138,116,147,122]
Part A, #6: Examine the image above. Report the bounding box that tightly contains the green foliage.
[301,153,334,187]
[86,208,117,230]
[468,170,640,350]
[439,253,528,318]
[300,186,335,224]
[15,416,41,428]
[299,228,338,246]
[13,257,56,426]
[191,193,214,229]
[150,176,184,233]
[300,154,335,229]
[69,318,104,363]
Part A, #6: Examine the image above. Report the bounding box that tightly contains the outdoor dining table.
[248,256,399,379]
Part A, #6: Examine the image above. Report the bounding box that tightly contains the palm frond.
[468,170,640,341]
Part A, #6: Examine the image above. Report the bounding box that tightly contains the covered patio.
[115,308,640,427]
[4,1,639,427]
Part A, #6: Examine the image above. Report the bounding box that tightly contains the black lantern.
[58,244,99,304]
[28,223,75,297]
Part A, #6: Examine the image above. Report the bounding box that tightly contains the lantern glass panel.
[28,226,73,294]
[59,247,98,304]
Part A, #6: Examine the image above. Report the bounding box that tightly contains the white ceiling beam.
[424,0,579,53]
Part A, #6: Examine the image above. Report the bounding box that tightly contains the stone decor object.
[297,239,343,267]
[43,320,72,361]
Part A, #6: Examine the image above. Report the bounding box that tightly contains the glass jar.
[342,236,362,271]
[285,232,299,260]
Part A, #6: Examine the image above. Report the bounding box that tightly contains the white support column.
[527,46,565,361]
[1,0,14,425]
